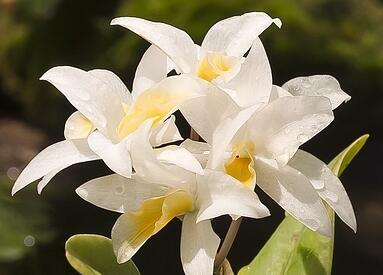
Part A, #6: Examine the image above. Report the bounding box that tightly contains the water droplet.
[115,186,124,195]
[326,191,339,203]
[311,179,325,190]
[24,235,35,247]
[297,134,308,143]
[284,128,292,135]
[86,105,93,114]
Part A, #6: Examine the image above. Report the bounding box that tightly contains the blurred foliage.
[0,0,382,137]
[0,176,54,262]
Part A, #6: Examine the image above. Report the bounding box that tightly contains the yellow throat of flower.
[196,52,237,82]
[121,190,193,255]
[117,88,186,139]
[224,143,256,188]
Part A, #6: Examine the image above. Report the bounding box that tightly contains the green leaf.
[65,234,140,275]
[328,134,369,176]
[239,134,369,275]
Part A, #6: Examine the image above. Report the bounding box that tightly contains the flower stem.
[190,128,199,141]
[214,217,243,271]
[189,127,242,271]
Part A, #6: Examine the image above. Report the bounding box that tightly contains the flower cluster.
[12,12,355,275]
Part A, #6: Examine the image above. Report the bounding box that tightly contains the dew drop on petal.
[115,185,124,195]
[297,133,308,143]
[311,179,325,190]
[325,191,339,203]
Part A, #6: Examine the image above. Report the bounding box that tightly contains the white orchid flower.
[12,45,203,195]
[111,12,281,108]
[184,93,357,237]
[281,75,351,110]
[76,120,269,275]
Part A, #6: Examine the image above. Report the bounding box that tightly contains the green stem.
[189,127,242,272]
[190,128,199,141]
[214,217,243,271]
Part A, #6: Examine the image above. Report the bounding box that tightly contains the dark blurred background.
[0,0,382,274]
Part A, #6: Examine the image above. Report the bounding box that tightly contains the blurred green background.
[0,0,382,274]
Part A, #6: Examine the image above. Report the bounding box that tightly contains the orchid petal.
[12,139,99,195]
[41,66,126,141]
[268,85,292,102]
[64,111,95,140]
[132,45,169,98]
[180,139,211,168]
[118,75,203,139]
[196,169,270,222]
[112,190,193,263]
[201,12,281,57]
[130,120,195,190]
[247,96,333,166]
[37,168,61,194]
[180,212,220,275]
[255,159,332,237]
[149,115,182,147]
[180,85,240,144]
[76,174,169,213]
[289,150,357,232]
[87,131,132,178]
[208,105,258,170]
[155,145,204,175]
[223,38,272,107]
[88,69,132,105]
[111,17,197,73]
[282,75,351,110]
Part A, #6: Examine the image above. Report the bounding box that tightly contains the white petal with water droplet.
[255,159,332,236]
[289,149,357,232]
[282,75,351,110]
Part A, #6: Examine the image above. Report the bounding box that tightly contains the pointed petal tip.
[116,254,126,265]
[39,70,51,81]
[11,186,18,196]
[195,214,205,224]
[110,17,126,26]
[110,18,119,26]
[263,208,271,218]
[11,179,24,196]
[115,248,132,264]
[353,226,357,234]
[273,18,282,28]
[348,215,357,233]
[75,186,88,199]
[39,66,70,81]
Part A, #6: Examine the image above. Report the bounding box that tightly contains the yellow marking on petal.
[196,52,236,82]
[224,142,256,188]
[64,112,95,139]
[122,102,130,114]
[120,190,193,255]
[117,88,187,139]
